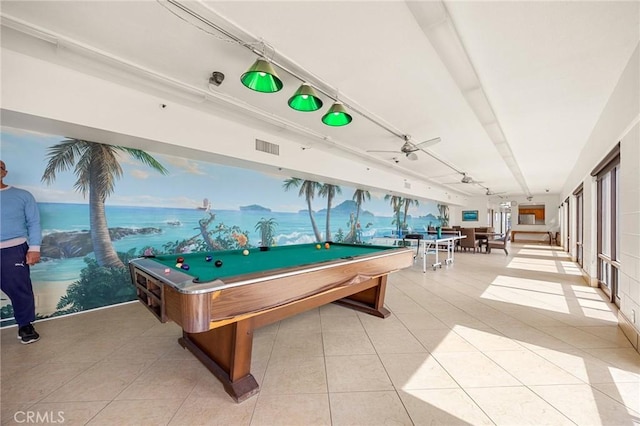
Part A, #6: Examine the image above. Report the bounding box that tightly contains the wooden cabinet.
[132,270,166,322]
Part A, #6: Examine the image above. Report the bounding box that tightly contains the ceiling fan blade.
[415,137,441,149]
[366,150,402,154]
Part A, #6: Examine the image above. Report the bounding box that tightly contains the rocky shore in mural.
[41,227,162,259]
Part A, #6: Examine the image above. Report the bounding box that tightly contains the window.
[592,143,620,305]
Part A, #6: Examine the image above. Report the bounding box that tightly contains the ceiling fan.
[485,188,507,198]
[442,172,482,185]
[366,135,441,161]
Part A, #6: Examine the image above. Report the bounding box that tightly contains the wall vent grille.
[255,139,279,155]
[404,181,411,189]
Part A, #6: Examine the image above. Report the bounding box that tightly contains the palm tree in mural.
[437,203,450,227]
[41,139,168,268]
[345,188,371,243]
[319,183,341,242]
[402,198,419,232]
[283,178,323,242]
[384,194,405,236]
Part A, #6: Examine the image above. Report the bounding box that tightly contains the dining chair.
[459,228,480,253]
[487,229,511,255]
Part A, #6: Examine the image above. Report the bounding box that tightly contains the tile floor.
[1,243,639,425]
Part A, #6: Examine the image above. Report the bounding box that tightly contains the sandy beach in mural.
[32,280,75,317]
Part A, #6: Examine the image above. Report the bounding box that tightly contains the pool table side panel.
[206,250,412,324]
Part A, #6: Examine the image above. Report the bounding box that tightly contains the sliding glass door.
[574,186,584,268]
[594,145,620,305]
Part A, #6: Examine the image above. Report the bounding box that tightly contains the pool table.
[128,243,413,402]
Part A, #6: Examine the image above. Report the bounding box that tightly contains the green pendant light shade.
[288,83,323,111]
[322,101,352,126]
[241,58,283,93]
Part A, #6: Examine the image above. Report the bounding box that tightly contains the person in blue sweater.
[0,160,42,344]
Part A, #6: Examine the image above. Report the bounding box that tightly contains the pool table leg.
[179,319,259,402]
[332,275,391,318]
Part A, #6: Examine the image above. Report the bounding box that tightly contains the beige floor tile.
[452,325,525,351]
[10,401,109,425]
[379,352,458,390]
[269,330,324,360]
[1,402,34,425]
[365,328,427,354]
[329,391,413,425]
[592,382,640,413]
[534,347,640,383]
[325,354,394,392]
[1,361,94,404]
[399,388,494,425]
[86,399,183,425]
[250,393,331,426]
[277,309,321,333]
[530,384,640,425]
[499,325,576,351]
[394,310,450,331]
[115,359,203,400]
[319,310,364,332]
[41,359,151,402]
[260,355,327,395]
[169,395,256,425]
[536,326,621,349]
[466,386,574,425]
[322,329,375,356]
[581,347,640,374]
[484,350,584,385]
[432,351,521,388]
[411,328,479,353]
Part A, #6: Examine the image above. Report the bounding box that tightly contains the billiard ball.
[324,242,330,249]
[316,244,321,250]
[175,262,183,268]
[181,263,190,271]
[205,255,213,262]
[214,260,223,267]
[176,256,185,263]
[242,249,249,256]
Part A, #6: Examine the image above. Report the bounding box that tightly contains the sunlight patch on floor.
[518,249,566,257]
[507,257,583,275]
[480,275,570,313]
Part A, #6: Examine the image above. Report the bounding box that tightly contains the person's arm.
[24,191,42,265]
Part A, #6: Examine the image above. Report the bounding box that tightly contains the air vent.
[255,139,279,155]
[404,181,411,189]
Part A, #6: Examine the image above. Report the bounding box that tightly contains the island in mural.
[0,128,449,326]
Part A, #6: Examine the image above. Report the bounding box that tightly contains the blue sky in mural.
[1,127,439,217]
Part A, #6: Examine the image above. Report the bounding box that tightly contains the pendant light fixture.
[288,83,323,112]
[240,58,283,93]
[322,101,352,126]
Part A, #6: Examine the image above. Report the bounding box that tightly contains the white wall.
[0,44,469,208]
[560,45,640,342]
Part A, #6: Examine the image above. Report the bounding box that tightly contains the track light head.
[241,58,283,93]
[288,83,323,112]
[322,101,352,126]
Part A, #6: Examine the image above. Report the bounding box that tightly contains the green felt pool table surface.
[150,243,396,283]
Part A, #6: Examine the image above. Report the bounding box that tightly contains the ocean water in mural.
[33,202,441,281]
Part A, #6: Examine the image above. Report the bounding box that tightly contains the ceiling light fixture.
[240,58,283,93]
[322,101,352,126]
[288,83,323,112]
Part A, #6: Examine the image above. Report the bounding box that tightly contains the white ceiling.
[1,0,638,199]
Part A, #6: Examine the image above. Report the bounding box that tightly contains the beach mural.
[0,127,447,326]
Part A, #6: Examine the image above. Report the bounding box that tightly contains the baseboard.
[618,311,639,352]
